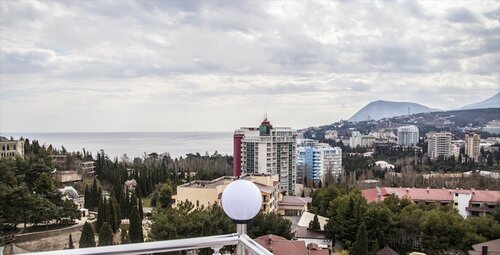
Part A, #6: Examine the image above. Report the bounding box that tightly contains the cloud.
[446,7,479,23]
[0,0,499,132]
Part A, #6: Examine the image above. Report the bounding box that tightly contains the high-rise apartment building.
[397,125,419,146]
[233,118,298,195]
[465,131,480,161]
[427,132,453,159]
[297,140,342,184]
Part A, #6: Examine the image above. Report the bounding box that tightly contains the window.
[196,200,199,207]
[454,202,458,206]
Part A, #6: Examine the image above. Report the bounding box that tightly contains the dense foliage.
[247,212,293,239]
[98,222,114,246]
[0,139,80,231]
[150,200,293,254]
[312,185,500,254]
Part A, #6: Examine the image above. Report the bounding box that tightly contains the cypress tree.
[113,197,122,232]
[308,214,321,231]
[124,188,130,218]
[92,178,98,209]
[351,223,368,255]
[130,192,138,210]
[68,234,74,249]
[84,186,91,209]
[129,206,143,243]
[96,198,105,232]
[138,197,144,220]
[98,222,114,246]
[108,198,117,232]
[79,222,96,248]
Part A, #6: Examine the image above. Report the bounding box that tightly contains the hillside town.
[1,110,500,255]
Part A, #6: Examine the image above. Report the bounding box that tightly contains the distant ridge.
[460,92,500,110]
[348,100,439,122]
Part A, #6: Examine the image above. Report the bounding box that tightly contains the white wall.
[454,193,472,218]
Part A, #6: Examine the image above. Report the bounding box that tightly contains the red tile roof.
[295,226,326,239]
[362,187,500,204]
[254,235,328,255]
[279,196,308,205]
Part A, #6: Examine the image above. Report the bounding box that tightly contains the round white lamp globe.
[221,180,262,223]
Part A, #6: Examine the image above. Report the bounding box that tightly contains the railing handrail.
[240,234,274,255]
[24,233,240,255]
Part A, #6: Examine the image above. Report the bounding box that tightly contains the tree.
[138,197,144,220]
[364,203,395,249]
[96,197,106,232]
[324,190,366,248]
[80,222,96,248]
[157,183,173,208]
[129,206,144,243]
[309,214,321,231]
[68,234,74,249]
[248,212,293,239]
[420,209,464,254]
[495,205,500,223]
[98,222,114,246]
[350,223,368,255]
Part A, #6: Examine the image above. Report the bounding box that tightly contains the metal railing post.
[236,224,247,255]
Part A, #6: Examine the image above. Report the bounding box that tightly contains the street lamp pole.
[236,224,247,255]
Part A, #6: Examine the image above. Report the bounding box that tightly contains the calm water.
[0,132,233,159]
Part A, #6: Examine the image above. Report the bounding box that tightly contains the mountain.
[460,92,500,110]
[348,100,439,122]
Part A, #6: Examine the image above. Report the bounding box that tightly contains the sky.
[0,0,499,132]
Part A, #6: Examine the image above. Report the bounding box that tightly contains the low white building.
[0,137,24,159]
[350,131,375,148]
[294,212,329,249]
[375,161,394,170]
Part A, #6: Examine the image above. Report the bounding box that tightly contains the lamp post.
[221,180,262,255]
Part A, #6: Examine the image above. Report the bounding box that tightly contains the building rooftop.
[295,226,326,240]
[280,196,309,205]
[254,235,328,255]
[469,238,500,255]
[376,246,399,255]
[297,212,328,231]
[363,187,500,203]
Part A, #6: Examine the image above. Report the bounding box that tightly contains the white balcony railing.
[25,226,273,255]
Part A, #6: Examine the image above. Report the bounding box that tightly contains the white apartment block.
[234,118,298,195]
[427,132,453,159]
[397,125,419,146]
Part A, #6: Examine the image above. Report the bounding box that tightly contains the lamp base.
[233,219,251,224]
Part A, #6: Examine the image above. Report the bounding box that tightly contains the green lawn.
[142,195,152,207]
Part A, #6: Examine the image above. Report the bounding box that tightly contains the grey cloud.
[1,0,500,132]
[446,7,479,23]
[483,7,499,20]
[0,48,55,73]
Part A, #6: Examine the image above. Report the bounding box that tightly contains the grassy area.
[142,195,152,207]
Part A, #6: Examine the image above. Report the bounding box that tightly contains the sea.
[0,132,233,159]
